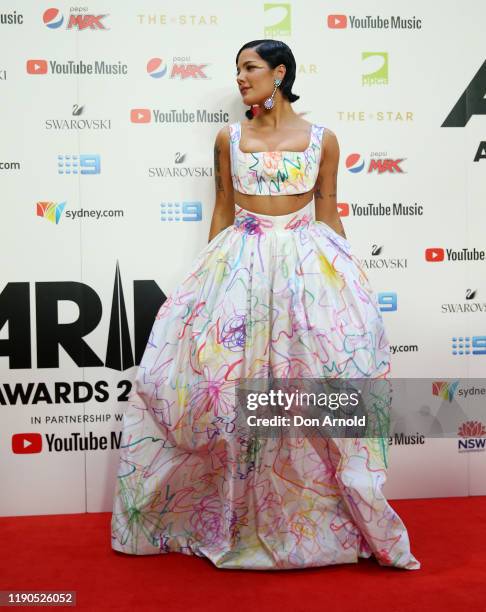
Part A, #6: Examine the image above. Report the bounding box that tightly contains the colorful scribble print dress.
[111,122,420,571]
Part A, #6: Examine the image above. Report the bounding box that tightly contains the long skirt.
[110,199,420,570]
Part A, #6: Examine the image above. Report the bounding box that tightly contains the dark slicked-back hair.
[236,39,300,118]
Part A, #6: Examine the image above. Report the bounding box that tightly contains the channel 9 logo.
[378,292,397,312]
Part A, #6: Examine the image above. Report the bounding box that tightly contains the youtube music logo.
[131,108,151,123]
[26,59,48,74]
[326,14,422,30]
[12,433,42,454]
[337,203,349,217]
[425,247,485,262]
[425,248,445,262]
[328,14,347,28]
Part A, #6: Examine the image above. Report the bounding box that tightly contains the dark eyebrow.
[236,60,258,71]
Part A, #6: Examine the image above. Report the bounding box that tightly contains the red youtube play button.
[130,108,151,123]
[337,202,349,217]
[425,247,445,262]
[328,14,347,29]
[26,59,48,74]
[12,433,43,454]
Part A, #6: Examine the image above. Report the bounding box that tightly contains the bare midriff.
[234,190,314,216]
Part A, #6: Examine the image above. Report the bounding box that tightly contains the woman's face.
[236,48,283,107]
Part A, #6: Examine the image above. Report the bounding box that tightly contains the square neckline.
[236,121,315,155]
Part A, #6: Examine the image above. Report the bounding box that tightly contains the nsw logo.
[458,421,486,453]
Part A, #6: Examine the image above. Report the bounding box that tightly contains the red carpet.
[1,497,485,611]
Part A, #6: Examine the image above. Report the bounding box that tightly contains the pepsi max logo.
[146,58,209,79]
[346,153,365,173]
[346,153,405,174]
[147,58,168,79]
[42,8,108,30]
[43,8,64,29]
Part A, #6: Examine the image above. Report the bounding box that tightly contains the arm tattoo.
[328,172,337,198]
[214,144,224,192]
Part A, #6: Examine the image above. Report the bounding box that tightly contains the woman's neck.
[252,97,298,128]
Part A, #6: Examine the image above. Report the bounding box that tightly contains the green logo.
[362,52,388,86]
[264,3,291,37]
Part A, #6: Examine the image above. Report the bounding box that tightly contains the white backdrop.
[1,0,485,516]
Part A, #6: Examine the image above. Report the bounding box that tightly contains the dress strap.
[312,124,325,143]
[228,122,241,179]
[229,121,241,144]
[311,124,325,160]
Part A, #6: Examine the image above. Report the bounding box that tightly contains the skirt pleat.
[111,200,420,570]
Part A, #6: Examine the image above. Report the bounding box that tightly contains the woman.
[111,39,420,571]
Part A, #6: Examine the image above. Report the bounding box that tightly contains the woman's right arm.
[208,126,235,242]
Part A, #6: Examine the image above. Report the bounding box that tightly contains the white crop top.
[228,122,325,196]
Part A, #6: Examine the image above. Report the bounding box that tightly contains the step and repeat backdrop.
[1,1,485,516]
